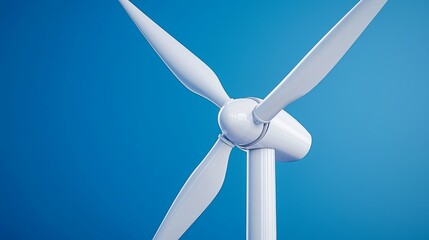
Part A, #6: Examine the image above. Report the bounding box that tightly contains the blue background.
[1,0,428,239]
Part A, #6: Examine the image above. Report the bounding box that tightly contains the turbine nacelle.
[218,98,312,162]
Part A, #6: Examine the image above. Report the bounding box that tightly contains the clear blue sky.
[1,0,428,239]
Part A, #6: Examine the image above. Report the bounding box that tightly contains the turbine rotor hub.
[218,98,265,146]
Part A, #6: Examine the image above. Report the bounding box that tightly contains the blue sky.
[1,0,429,239]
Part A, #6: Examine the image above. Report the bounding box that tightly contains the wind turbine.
[119,0,388,239]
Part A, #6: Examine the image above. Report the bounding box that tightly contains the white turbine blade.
[253,0,387,123]
[153,137,234,240]
[119,0,230,108]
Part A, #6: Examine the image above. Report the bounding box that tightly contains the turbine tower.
[119,0,388,239]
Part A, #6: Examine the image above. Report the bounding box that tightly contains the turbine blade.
[253,0,387,123]
[153,136,234,240]
[119,0,230,108]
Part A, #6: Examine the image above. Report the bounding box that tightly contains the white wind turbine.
[119,0,388,239]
